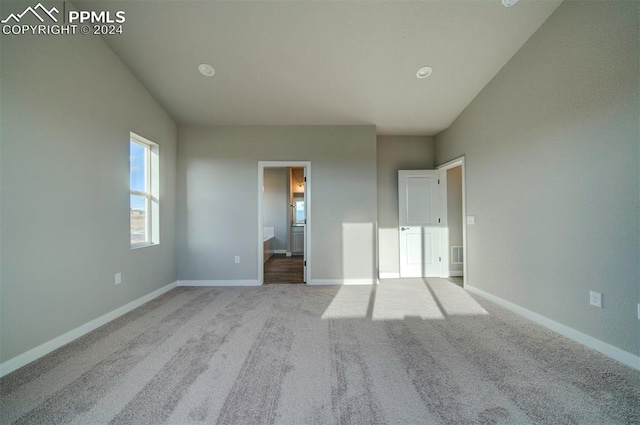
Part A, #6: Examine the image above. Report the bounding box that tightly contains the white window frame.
[130,132,160,248]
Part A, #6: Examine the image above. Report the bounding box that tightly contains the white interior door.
[398,170,442,277]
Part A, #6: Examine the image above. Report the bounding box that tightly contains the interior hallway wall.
[435,0,639,356]
[377,136,435,276]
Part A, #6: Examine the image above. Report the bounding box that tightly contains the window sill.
[131,242,159,250]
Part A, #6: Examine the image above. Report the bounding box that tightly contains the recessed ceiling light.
[198,63,215,77]
[502,0,519,7]
[416,66,432,79]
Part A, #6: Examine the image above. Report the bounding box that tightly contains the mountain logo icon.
[1,3,59,24]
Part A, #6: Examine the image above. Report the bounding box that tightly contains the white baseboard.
[377,272,463,279]
[177,280,260,287]
[274,249,287,254]
[307,278,378,286]
[466,285,640,371]
[0,281,178,378]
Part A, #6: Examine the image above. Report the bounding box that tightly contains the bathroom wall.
[291,168,305,194]
[263,168,289,251]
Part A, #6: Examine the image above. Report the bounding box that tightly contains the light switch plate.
[467,216,476,225]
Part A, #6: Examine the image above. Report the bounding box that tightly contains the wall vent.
[451,246,464,264]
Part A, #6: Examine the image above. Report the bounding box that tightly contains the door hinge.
[438,179,440,184]
[304,261,307,266]
[439,257,442,262]
[304,177,307,182]
[438,218,441,223]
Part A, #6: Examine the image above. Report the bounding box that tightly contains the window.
[293,194,305,225]
[130,133,159,247]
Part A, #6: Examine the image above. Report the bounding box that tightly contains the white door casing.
[303,167,307,283]
[398,170,442,277]
[258,161,311,285]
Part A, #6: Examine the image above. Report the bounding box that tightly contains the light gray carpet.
[1,278,639,424]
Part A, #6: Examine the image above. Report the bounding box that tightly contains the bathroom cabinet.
[291,226,304,254]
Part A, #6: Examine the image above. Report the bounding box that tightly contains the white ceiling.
[79,0,562,135]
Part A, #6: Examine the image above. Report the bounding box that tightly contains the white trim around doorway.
[436,156,467,286]
[258,161,311,285]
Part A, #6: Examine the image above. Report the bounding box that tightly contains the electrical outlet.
[589,291,602,308]
[234,256,240,264]
[115,272,122,285]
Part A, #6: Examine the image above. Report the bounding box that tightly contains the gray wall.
[0,29,177,361]
[177,125,377,283]
[263,168,288,251]
[446,166,463,275]
[377,136,435,275]
[435,0,639,355]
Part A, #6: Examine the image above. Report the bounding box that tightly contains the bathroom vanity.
[290,225,304,255]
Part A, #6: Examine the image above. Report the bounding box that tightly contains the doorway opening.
[258,161,310,285]
[437,156,467,287]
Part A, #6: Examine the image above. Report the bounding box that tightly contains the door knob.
[401,227,409,231]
